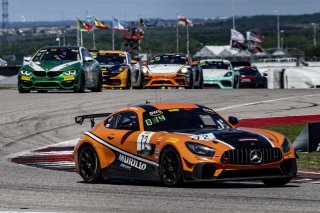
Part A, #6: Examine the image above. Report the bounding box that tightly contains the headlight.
[118,66,125,72]
[224,72,233,77]
[63,70,77,75]
[142,67,149,74]
[20,70,32,75]
[282,138,291,153]
[186,142,215,157]
[180,67,189,74]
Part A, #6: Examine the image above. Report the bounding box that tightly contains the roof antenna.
[146,100,150,104]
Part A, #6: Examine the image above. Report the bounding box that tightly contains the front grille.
[33,71,46,77]
[48,71,62,77]
[221,148,283,165]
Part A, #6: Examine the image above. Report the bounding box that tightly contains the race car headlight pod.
[63,70,77,75]
[282,138,291,153]
[20,70,32,75]
[186,142,215,157]
[118,66,126,72]
[142,67,149,74]
[180,67,189,74]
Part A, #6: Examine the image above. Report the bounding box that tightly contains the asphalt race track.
[0,88,320,212]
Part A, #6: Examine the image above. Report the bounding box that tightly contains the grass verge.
[264,123,320,172]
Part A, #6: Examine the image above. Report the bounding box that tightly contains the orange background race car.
[73,102,296,187]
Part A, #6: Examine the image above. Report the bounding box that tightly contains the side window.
[117,111,139,131]
[105,113,121,129]
[81,48,91,59]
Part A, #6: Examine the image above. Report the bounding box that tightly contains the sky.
[8,0,320,22]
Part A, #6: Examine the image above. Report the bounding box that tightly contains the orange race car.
[73,102,297,187]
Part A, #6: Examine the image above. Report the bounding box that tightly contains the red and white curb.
[10,139,78,172]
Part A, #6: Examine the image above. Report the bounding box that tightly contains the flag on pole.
[112,18,128,31]
[94,19,109,30]
[78,19,93,31]
[177,15,193,27]
[246,31,264,43]
[231,29,245,43]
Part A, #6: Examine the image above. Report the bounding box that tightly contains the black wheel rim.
[79,147,97,180]
[161,151,179,184]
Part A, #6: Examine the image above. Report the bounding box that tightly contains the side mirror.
[192,61,199,66]
[228,116,239,126]
[83,56,94,62]
[263,73,268,77]
[131,60,138,65]
[142,61,148,66]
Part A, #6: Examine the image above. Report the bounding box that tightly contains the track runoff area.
[10,114,320,184]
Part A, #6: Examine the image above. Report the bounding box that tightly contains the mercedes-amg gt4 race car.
[18,46,102,93]
[74,102,297,187]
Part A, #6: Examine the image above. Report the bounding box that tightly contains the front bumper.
[144,73,189,87]
[102,70,128,88]
[203,77,234,89]
[183,158,297,182]
[18,74,78,90]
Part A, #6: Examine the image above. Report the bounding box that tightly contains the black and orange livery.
[74,102,296,187]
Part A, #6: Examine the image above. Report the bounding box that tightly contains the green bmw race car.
[18,46,102,93]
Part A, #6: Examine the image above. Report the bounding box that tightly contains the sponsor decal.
[21,76,31,81]
[202,107,215,114]
[118,153,146,170]
[169,109,180,112]
[191,133,216,141]
[149,110,163,116]
[166,137,179,143]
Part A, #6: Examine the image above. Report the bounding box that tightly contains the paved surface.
[0,88,320,212]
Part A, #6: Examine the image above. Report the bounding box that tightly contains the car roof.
[41,46,81,49]
[152,53,186,57]
[200,59,231,63]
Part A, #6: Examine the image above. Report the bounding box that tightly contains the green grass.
[264,123,320,172]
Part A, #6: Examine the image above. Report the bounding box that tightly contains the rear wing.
[75,113,111,128]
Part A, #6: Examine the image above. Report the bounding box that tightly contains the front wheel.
[262,178,292,187]
[78,145,102,183]
[159,147,183,187]
[91,75,102,92]
[74,74,85,93]
[18,82,30,93]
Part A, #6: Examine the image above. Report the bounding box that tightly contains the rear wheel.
[262,178,292,187]
[91,74,102,92]
[159,147,183,187]
[78,145,102,183]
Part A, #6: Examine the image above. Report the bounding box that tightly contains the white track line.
[216,94,320,111]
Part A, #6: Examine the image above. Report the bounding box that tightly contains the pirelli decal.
[84,131,159,167]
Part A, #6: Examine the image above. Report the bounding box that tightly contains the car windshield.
[201,61,230,70]
[95,53,126,65]
[239,68,259,76]
[149,55,187,65]
[143,108,231,132]
[33,48,79,62]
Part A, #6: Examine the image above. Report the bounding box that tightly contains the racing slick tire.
[125,71,132,89]
[18,82,30,93]
[186,74,194,89]
[91,75,102,92]
[159,147,183,187]
[262,177,292,187]
[74,74,85,93]
[196,73,204,89]
[78,145,102,183]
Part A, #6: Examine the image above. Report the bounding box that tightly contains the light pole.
[311,23,317,46]
[274,10,280,50]
[280,30,284,50]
